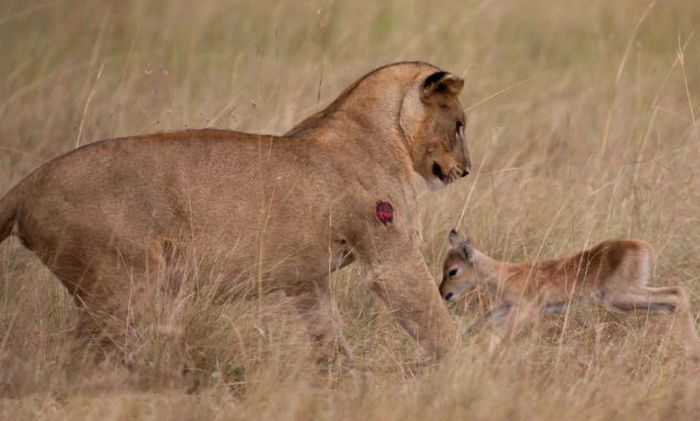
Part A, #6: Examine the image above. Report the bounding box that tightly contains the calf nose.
[444,292,454,301]
[461,169,469,176]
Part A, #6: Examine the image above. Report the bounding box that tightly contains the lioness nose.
[444,292,454,301]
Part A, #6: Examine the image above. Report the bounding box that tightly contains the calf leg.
[505,300,547,337]
[542,302,569,315]
[463,304,514,337]
[606,286,685,312]
[606,286,700,359]
[473,300,572,338]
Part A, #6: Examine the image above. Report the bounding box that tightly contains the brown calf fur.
[441,229,700,359]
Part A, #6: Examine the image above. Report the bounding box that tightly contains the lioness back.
[11,129,361,287]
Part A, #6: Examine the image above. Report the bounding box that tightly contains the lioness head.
[440,229,478,302]
[399,69,471,189]
[287,62,471,189]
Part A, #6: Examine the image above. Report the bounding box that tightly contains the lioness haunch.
[440,229,700,359]
[0,62,471,363]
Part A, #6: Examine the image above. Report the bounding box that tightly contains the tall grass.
[1,0,699,419]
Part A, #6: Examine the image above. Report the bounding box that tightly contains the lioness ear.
[421,71,464,104]
[449,229,461,247]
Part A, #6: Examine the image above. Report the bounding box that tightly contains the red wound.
[376,201,394,224]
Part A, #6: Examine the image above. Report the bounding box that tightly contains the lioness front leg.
[363,246,457,358]
[285,281,352,364]
[342,194,458,358]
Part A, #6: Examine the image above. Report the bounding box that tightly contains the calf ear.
[421,71,464,104]
[449,229,461,247]
[461,240,475,263]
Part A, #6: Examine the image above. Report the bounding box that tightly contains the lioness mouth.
[432,161,468,185]
[432,162,446,183]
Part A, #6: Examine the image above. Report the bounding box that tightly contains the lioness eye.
[448,268,458,277]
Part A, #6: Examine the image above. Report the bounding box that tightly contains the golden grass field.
[1,0,699,419]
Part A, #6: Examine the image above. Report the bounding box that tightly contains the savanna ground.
[1,0,699,419]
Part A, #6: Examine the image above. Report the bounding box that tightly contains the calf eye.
[448,268,458,277]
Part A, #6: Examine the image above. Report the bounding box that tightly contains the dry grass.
[1,0,700,419]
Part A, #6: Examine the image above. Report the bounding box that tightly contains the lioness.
[0,62,470,361]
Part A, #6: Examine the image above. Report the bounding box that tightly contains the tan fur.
[441,230,700,358]
[0,62,471,361]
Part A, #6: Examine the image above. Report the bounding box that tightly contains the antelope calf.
[440,229,700,356]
